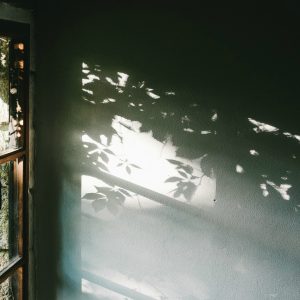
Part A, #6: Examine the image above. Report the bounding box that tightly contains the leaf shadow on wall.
[79,63,300,300]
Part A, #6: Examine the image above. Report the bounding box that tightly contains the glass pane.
[0,268,22,300]
[0,36,25,155]
[0,161,19,272]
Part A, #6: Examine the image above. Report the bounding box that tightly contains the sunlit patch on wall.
[183,128,194,133]
[248,118,279,133]
[81,111,217,214]
[82,88,93,95]
[211,111,218,122]
[102,98,116,104]
[236,164,245,174]
[266,180,292,201]
[248,118,300,145]
[165,91,175,95]
[81,268,210,300]
[201,130,212,135]
[260,180,292,201]
[146,90,160,99]
[249,149,259,156]
[82,74,100,86]
[78,61,300,300]
[86,269,164,300]
[82,278,129,300]
[283,132,300,143]
[80,61,299,216]
[80,62,219,212]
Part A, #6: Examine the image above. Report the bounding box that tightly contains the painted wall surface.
[35,3,300,300]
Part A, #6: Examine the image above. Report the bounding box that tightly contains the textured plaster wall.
[35,3,300,300]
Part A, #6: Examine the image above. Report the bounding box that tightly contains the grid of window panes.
[0,31,27,300]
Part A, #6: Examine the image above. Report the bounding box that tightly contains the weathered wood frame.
[0,19,29,300]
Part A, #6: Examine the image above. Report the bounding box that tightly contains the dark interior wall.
[35,2,300,300]
[2,0,35,9]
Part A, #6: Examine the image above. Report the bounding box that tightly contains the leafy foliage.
[82,185,132,215]
[116,159,141,175]
[0,37,9,104]
[81,64,300,212]
[0,163,11,300]
[83,138,141,175]
[165,159,203,201]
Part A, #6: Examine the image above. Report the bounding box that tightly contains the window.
[0,20,29,300]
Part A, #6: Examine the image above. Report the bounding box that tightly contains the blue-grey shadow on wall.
[79,62,300,299]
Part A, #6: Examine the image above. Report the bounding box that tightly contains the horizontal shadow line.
[82,270,157,300]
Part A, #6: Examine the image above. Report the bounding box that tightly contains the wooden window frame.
[0,19,29,300]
